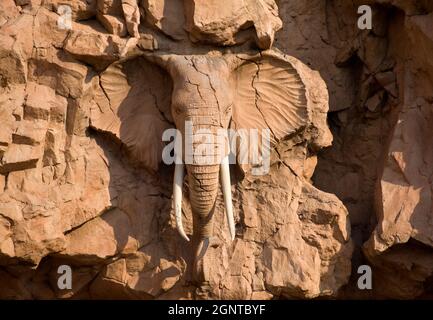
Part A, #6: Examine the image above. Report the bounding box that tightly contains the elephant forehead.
[188,55,230,73]
[176,71,231,90]
[173,82,233,107]
[174,56,231,88]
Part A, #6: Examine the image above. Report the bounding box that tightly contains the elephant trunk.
[172,128,235,242]
[172,124,235,284]
[187,164,220,239]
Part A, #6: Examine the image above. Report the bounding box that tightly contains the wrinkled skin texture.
[165,55,234,282]
[140,49,318,284]
[88,48,317,284]
[0,0,361,300]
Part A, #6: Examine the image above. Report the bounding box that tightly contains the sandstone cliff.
[0,0,432,299]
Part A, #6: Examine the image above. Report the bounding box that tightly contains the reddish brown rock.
[0,0,352,300]
[121,0,140,37]
[63,30,138,70]
[0,0,20,27]
[142,0,187,40]
[1,0,433,301]
[44,0,97,21]
[184,0,282,49]
[0,34,27,86]
[97,13,128,36]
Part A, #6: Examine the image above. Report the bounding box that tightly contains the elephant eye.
[174,106,183,115]
[225,104,233,114]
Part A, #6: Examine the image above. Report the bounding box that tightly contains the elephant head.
[152,54,236,248]
[92,48,328,281]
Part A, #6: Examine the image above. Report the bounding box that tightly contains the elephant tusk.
[173,163,190,242]
[220,156,235,241]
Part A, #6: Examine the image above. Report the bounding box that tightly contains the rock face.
[0,0,431,300]
[184,0,282,49]
[304,0,433,299]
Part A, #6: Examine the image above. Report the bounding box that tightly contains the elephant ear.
[90,56,174,172]
[229,50,329,173]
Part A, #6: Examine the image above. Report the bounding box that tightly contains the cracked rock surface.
[0,0,431,299]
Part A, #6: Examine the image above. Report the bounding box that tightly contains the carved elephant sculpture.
[91,48,327,281]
